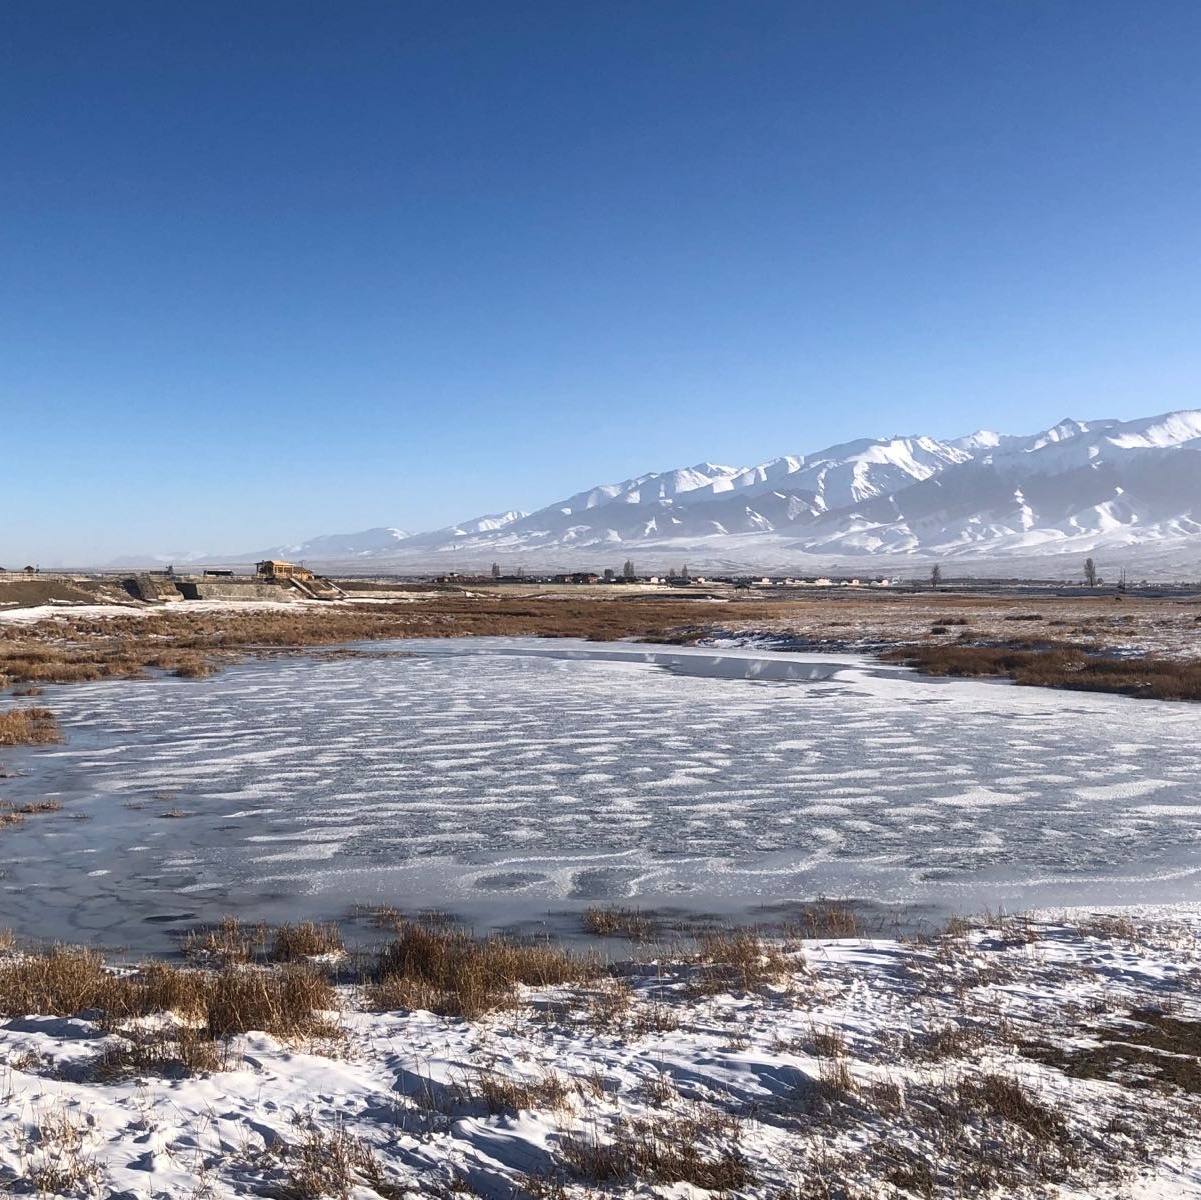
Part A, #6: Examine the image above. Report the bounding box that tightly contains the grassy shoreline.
[0,910,1198,1198]
[0,592,1198,703]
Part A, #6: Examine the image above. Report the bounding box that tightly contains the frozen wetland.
[3,638,1201,1198]
[2,637,1200,952]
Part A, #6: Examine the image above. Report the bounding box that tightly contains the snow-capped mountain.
[253,527,414,560]
[119,409,1201,576]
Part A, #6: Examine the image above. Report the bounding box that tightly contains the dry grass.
[272,1119,403,1200]
[882,642,1201,701]
[781,902,863,939]
[201,964,339,1041]
[692,928,795,994]
[560,1111,753,1190]
[271,921,345,962]
[167,653,219,678]
[581,906,658,940]
[91,1026,237,1079]
[473,1068,573,1115]
[0,706,63,745]
[13,798,62,814]
[182,915,265,964]
[0,946,113,1017]
[902,1021,987,1062]
[1021,1006,1201,1094]
[18,1106,102,1194]
[0,797,63,832]
[367,922,600,1018]
[4,591,1198,709]
[955,1073,1071,1144]
[0,947,338,1045]
[0,597,730,691]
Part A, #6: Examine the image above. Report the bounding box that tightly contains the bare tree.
[931,564,943,589]
[1083,557,1098,588]
[491,561,501,580]
[622,558,635,581]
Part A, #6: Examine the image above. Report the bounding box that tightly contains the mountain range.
[121,409,1201,578]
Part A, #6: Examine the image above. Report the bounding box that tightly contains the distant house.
[255,559,314,582]
[552,572,600,585]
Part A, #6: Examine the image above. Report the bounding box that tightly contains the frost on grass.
[0,914,1199,1198]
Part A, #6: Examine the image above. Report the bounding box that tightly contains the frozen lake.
[2,637,1200,952]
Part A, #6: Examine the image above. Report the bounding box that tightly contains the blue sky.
[3,1,1200,563]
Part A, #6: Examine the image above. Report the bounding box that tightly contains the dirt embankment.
[0,578,129,609]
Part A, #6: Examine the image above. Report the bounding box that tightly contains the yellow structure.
[255,559,315,582]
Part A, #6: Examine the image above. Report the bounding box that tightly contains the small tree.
[491,561,501,580]
[931,564,943,589]
[623,558,635,581]
[1083,557,1097,588]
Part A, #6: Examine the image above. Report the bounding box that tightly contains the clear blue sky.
[3,1,1200,563]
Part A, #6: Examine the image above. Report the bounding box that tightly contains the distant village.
[4,558,1165,605]
[432,562,897,589]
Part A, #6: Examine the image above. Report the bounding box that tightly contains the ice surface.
[1,638,1199,952]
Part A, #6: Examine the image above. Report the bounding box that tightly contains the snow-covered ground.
[0,599,330,625]
[1,914,1199,1198]
[2,639,1200,953]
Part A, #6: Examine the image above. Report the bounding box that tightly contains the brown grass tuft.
[581,906,658,941]
[781,902,863,939]
[367,922,600,1018]
[182,915,264,964]
[274,1119,401,1200]
[956,1073,1071,1143]
[473,1069,573,1115]
[0,948,338,1048]
[693,928,794,994]
[271,921,345,962]
[0,706,63,746]
[201,963,339,1040]
[561,1112,753,1190]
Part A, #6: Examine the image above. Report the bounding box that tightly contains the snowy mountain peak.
[133,407,1201,575]
[450,511,527,536]
[255,527,414,560]
[950,429,1003,452]
[1105,409,1201,450]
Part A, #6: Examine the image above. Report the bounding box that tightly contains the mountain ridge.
[113,408,1201,576]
